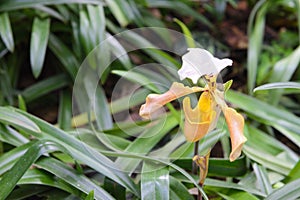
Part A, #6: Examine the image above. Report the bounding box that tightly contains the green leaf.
[110,88,149,114]
[0,0,104,11]
[83,75,113,130]
[173,156,247,178]
[268,46,300,104]
[114,115,178,173]
[100,150,208,199]
[112,70,160,93]
[0,107,40,133]
[87,5,105,45]
[18,168,84,197]
[141,161,169,200]
[17,95,27,111]
[48,34,79,80]
[0,143,114,200]
[36,157,114,200]
[272,125,300,149]
[0,65,14,105]
[243,145,293,175]
[12,108,139,196]
[0,140,58,199]
[216,190,260,200]
[58,90,72,130]
[21,74,70,103]
[269,46,300,83]
[171,129,226,159]
[0,141,32,175]
[296,0,300,43]
[79,7,94,54]
[0,12,14,52]
[266,179,300,200]
[242,126,297,175]
[223,80,233,92]
[105,0,129,27]
[254,82,300,92]
[208,157,247,177]
[30,17,50,78]
[33,5,67,22]
[253,163,273,195]
[103,177,126,200]
[6,185,50,200]
[245,125,298,163]
[205,178,266,197]
[169,176,194,200]
[284,160,300,183]
[85,190,94,200]
[146,1,213,28]
[106,32,133,70]
[174,18,195,48]
[227,90,300,142]
[0,124,29,147]
[247,0,268,94]
[106,25,179,69]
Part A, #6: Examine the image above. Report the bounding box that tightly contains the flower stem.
[192,141,199,174]
[193,151,211,200]
[193,141,202,200]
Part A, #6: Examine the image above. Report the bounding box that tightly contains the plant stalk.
[192,141,199,174]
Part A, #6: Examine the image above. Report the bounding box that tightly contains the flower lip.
[178,48,233,84]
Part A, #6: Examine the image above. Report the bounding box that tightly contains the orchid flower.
[139,48,247,162]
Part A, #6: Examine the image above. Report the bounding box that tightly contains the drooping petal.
[193,151,210,186]
[178,48,233,84]
[139,82,205,119]
[223,107,247,162]
[183,92,217,142]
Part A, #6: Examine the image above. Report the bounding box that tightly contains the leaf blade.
[254,82,300,92]
[30,17,50,78]
[266,179,300,200]
[141,161,169,200]
[0,12,14,52]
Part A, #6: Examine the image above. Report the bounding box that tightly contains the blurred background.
[0,0,299,199]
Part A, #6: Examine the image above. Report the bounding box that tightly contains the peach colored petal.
[193,151,210,186]
[183,92,217,142]
[139,82,205,119]
[223,107,247,162]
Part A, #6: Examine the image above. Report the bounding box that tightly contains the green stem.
[192,141,199,174]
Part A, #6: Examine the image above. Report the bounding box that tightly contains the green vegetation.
[0,0,299,199]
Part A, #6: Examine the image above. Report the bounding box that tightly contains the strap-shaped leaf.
[36,157,114,200]
[0,12,14,52]
[30,17,50,78]
[0,140,58,199]
[227,90,300,142]
[0,0,104,11]
[141,161,169,200]
[266,179,300,200]
[21,74,69,103]
[0,107,40,133]
[254,82,300,92]
[253,163,273,195]
[11,107,139,196]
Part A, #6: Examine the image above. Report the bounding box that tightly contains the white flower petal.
[212,57,233,73]
[178,48,233,84]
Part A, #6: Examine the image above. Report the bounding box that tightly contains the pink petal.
[223,107,247,162]
[139,82,205,119]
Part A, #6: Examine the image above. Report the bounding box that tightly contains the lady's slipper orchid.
[139,48,247,162]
